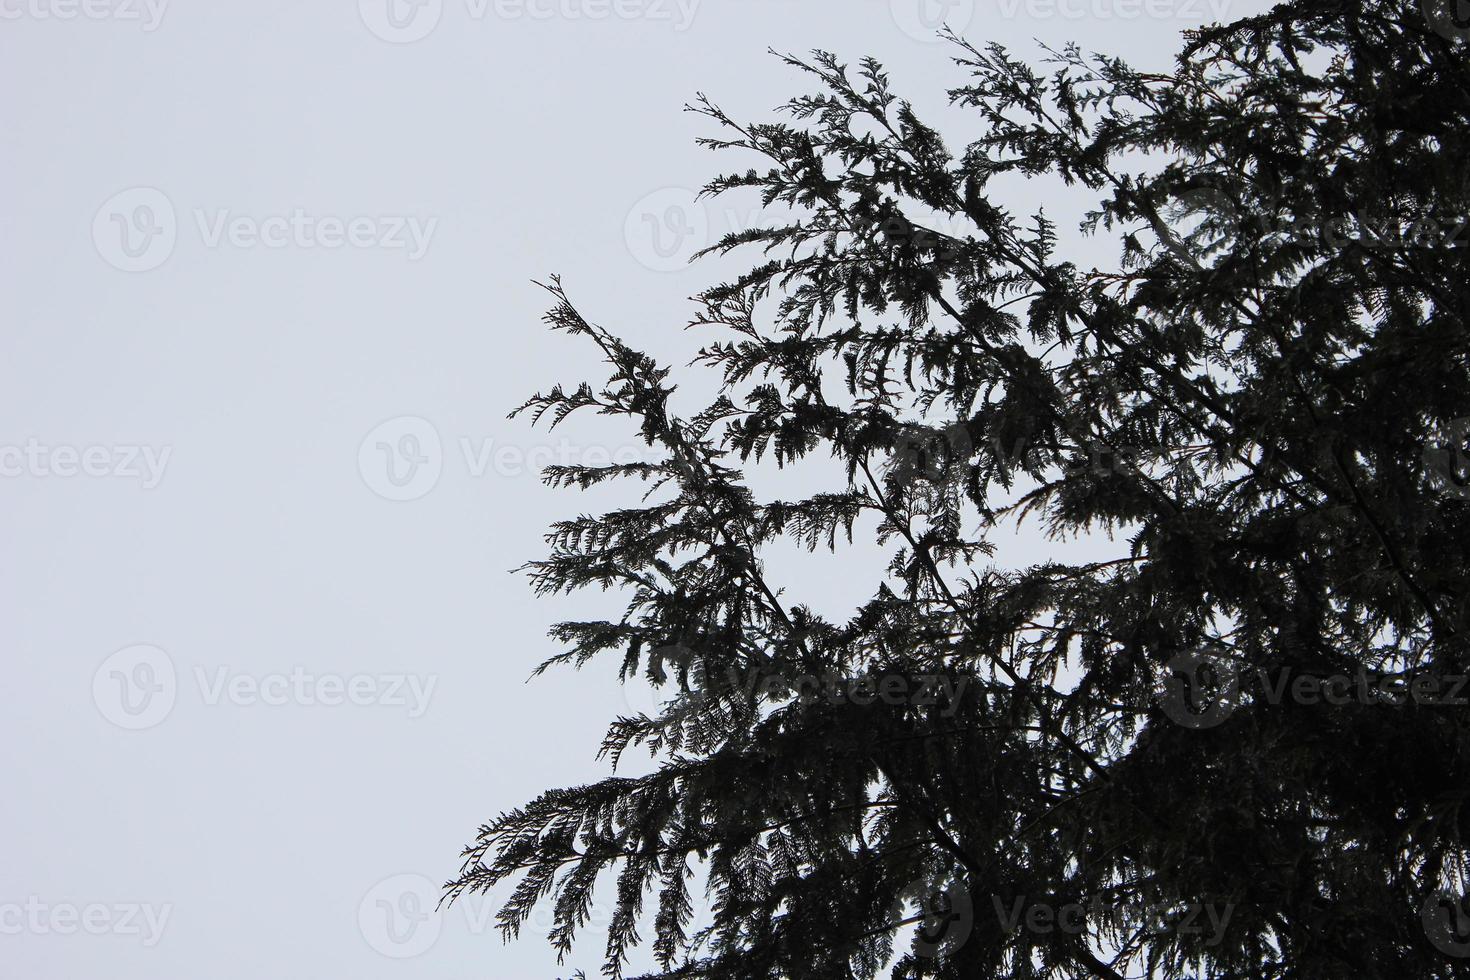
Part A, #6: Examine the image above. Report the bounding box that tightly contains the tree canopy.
[448,0,1470,975]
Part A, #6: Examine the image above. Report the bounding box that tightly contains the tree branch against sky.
[449,0,1470,976]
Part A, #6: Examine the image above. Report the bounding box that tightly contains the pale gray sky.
[1,1,1271,976]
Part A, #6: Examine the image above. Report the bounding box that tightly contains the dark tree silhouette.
[449,0,1470,976]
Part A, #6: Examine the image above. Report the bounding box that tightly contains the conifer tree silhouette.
[450,1,1470,975]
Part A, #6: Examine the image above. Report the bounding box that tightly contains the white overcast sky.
[1,0,1272,976]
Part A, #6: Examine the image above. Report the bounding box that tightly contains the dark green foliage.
[448,1,1470,976]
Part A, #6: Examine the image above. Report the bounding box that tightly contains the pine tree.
[448,0,1470,976]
